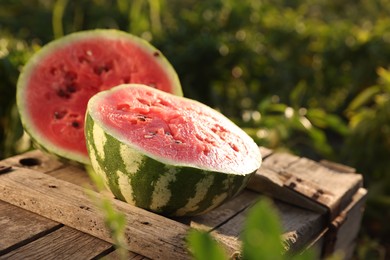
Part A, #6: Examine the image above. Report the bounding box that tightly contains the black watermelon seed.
[72,121,81,128]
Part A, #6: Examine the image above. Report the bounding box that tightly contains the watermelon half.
[85,84,261,216]
[17,29,182,164]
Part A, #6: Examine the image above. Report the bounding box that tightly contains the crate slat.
[248,151,363,219]
[0,167,190,259]
[0,226,112,260]
[0,150,63,173]
[0,148,367,258]
[0,201,61,254]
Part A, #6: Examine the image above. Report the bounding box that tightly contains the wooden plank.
[247,167,326,214]
[0,149,116,198]
[319,160,356,173]
[1,152,251,257]
[248,151,363,219]
[0,149,100,193]
[323,188,367,258]
[0,151,258,256]
[47,164,116,198]
[0,167,192,259]
[278,201,326,252]
[0,149,367,258]
[259,146,273,158]
[285,157,363,219]
[4,149,361,219]
[103,250,150,260]
[210,197,327,254]
[0,201,61,255]
[0,150,64,173]
[261,151,300,171]
[0,226,113,260]
[46,164,95,190]
[1,150,115,197]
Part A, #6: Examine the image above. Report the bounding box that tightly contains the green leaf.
[52,0,69,39]
[377,67,390,88]
[345,86,381,113]
[307,126,333,156]
[290,81,307,109]
[241,198,284,260]
[267,103,288,114]
[86,165,128,259]
[322,114,349,135]
[85,165,106,191]
[290,248,320,260]
[187,229,228,260]
[306,108,348,135]
[348,107,376,128]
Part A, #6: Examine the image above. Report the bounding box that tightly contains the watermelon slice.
[17,29,182,164]
[85,84,261,216]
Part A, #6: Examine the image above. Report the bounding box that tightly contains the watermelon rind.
[17,29,182,165]
[85,84,261,216]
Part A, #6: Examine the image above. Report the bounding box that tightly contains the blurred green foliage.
[0,37,34,158]
[1,0,389,258]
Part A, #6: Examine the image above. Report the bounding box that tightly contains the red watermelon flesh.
[17,30,182,164]
[89,84,260,174]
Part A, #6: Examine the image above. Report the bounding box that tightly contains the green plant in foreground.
[187,230,229,260]
[86,166,129,259]
[0,36,35,159]
[187,198,318,260]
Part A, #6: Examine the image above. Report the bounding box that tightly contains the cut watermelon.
[17,29,182,164]
[85,84,261,216]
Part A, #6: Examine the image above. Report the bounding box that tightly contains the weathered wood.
[262,151,300,171]
[0,150,64,173]
[0,152,327,258]
[247,167,327,214]
[0,167,191,259]
[248,152,363,219]
[103,250,150,260]
[0,201,61,255]
[0,148,367,259]
[278,201,326,252]
[209,196,327,254]
[0,150,256,257]
[46,164,95,190]
[5,149,361,219]
[46,164,116,198]
[259,146,273,158]
[286,157,362,219]
[0,226,112,260]
[319,160,356,173]
[323,188,367,259]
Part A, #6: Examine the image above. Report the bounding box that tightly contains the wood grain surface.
[0,148,367,259]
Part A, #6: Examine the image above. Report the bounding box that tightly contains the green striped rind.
[85,113,254,216]
[17,29,183,165]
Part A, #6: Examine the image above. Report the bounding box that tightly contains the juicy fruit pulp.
[17,29,182,164]
[89,84,260,174]
[86,84,261,216]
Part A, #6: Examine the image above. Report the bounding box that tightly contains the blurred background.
[0,0,389,258]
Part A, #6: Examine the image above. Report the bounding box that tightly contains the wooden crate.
[0,147,367,259]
